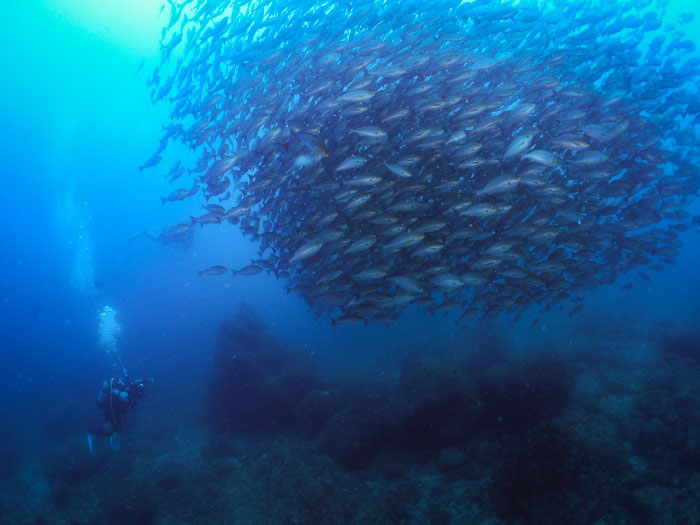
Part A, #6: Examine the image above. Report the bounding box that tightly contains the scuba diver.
[87,370,154,454]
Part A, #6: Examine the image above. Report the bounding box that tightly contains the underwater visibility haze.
[2,0,700,522]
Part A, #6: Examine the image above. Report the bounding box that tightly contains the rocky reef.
[201,308,700,522]
[207,304,315,433]
[207,308,574,469]
[2,309,700,523]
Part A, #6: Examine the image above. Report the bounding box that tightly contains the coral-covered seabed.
[2,310,700,524]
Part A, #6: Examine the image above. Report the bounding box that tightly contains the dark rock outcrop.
[207,304,316,433]
[387,357,481,450]
[495,423,629,524]
[317,405,389,469]
[478,352,572,432]
[660,331,700,364]
[508,424,590,522]
[206,310,576,471]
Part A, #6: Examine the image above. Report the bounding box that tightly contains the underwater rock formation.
[317,404,389,470]
[292,386,358,440]
[494,423,630,524]
[660,331,700,364]
[0,426,22,481]
[478,352,572,432]
[507,424,591,523]
[207,310,581,470]
[207,304,315,433]
[386,357,481,451]
[634,360,700,474]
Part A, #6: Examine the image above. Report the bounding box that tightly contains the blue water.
[1,0,700,522]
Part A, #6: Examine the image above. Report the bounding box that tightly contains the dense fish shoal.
[145,0,700,325]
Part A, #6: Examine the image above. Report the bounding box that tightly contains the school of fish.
[144,0,700,326]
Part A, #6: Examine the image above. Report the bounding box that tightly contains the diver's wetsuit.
[88,376,149,437]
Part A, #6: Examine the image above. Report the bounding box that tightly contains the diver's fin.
[87,432,95,455]
[109,434,121,452]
